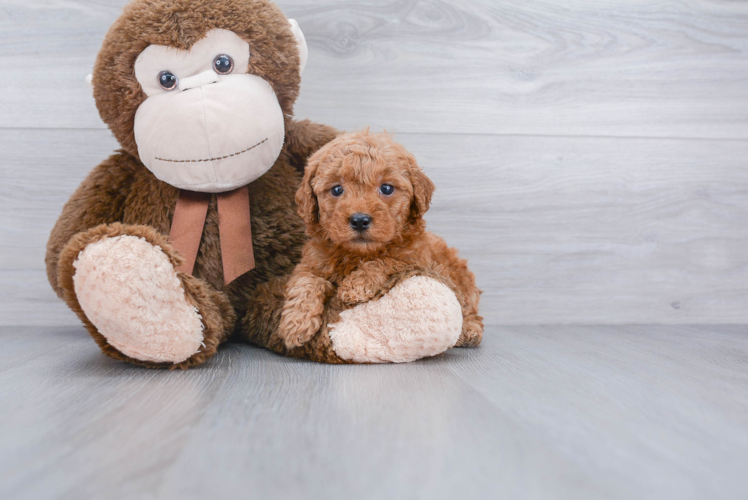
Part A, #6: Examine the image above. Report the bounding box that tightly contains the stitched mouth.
[155,138,269,163]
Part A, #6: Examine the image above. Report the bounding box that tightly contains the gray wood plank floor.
[1,325,746,500]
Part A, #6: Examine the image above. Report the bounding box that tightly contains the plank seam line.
[1,126,747,143]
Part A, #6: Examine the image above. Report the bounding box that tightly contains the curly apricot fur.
[279,130,484,349]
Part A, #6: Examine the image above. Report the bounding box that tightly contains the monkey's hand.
[337,258,410,305]
[278,271,332,349]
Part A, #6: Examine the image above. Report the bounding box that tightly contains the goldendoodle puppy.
[278,130,483,351]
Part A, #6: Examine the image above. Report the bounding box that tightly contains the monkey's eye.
[213,54,234,75]
[380,184,395,196]
[331,185,344,197]
[157,71,178,91]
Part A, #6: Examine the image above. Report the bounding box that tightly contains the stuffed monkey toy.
[47,0,464,368]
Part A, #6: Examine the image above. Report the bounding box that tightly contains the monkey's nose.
[349,213,372,232]
[179,70,219,91]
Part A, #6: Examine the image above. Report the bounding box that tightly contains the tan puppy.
[278,130,483,351]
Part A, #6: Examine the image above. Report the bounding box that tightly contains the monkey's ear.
[295,155,320,227]
[288,19,308,74]
[408,155,435,220]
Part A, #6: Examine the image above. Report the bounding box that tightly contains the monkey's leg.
[242,269,463,364]
[329,271,463,363]
[58,223,235,369]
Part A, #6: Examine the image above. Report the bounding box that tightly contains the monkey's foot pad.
[72,235,205,364]
[329,276,462,363]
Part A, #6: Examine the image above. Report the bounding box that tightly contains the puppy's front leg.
[456,314,484,347]
[278,271,333,348]
[337,258,409,305]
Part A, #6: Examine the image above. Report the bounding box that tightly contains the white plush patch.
[133,29,285,193]
[329,276,463,363]
[288,19,308,74]
[73,235,205,364]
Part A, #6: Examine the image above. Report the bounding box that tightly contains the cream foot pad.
[73,235,204,363]
[329,276,462,363]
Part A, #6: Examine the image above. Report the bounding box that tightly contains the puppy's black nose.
[349,213,372,232]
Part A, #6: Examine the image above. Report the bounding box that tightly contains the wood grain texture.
[0,325,746,499]
[4,129,748,325]
[2,2,748,499]
[4,0,748,325]
[1,0,748,137]
[0,129,120,326]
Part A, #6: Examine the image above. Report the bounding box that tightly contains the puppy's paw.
[338,267,388,304]
[337,279,378,305]
[278,309,321,348]
[455,318,483,347]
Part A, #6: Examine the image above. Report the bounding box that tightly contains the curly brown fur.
[46,0,339,368]
[242,276,349,363]
[278,130,484,350]
[278,271,334,347]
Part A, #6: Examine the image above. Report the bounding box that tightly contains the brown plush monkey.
[47,0,465,368]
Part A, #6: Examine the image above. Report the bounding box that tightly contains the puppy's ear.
[407,154,435,220]
[296,150,323,227]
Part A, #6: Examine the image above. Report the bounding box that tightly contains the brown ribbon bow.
[169,187,255,285]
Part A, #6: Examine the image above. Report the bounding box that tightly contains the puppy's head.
[297,130,435,254]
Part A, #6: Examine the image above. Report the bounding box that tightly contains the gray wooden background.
[3,0,748,326]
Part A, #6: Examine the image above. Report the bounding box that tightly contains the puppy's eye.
[213,54,234,75]
[158,71,178,90]
[380,184,395,196]
[331,185,344,197]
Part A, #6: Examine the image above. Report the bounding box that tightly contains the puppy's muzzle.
[349,213,372,233]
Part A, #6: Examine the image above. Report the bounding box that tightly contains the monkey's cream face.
[133,27,304,193]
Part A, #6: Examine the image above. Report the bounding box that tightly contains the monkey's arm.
[277,266,334,348]
[46,153,136,297]
[284,119,340,173]
[337,258,413,305]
